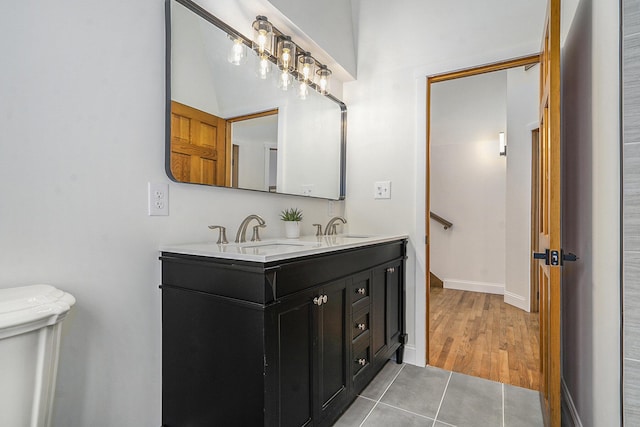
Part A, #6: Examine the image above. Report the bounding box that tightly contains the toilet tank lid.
[0,285,75,335]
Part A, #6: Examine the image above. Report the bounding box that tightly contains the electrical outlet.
[374,181,391,199]
[148,183,169,216]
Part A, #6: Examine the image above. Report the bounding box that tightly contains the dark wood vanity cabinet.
[160,239,407,427]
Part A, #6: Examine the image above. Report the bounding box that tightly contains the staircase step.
[430,272,443,288]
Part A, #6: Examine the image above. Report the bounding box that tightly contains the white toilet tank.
[0,284,75,427]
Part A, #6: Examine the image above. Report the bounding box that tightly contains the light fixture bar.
[249,15,332,96]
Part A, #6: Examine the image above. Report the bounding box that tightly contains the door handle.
[562,252,579,263]
[533,249,579,266]
[533,249,550,265]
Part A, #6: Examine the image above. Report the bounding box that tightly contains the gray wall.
[563,0,622,425]
[624,0,640,424]
[562,0,594,424]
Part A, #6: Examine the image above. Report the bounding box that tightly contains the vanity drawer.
[352,346,371,378]
[352,311,370,341]
[351,275,370,312]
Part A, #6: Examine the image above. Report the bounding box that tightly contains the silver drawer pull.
[357,358,367,366]
[356,288,366,295]
[357,323,366,330]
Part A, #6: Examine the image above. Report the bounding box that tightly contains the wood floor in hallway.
[429,287,540,390]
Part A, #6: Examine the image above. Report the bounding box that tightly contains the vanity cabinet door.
[316,279,349,424]
[269,279,349,427]
[270,288,316,427]
[371,262,403,368]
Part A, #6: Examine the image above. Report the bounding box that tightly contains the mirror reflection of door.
[227,110,278,192]
[170,101,227,185]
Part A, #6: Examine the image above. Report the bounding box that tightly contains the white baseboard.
[443,279,504,295]
[504,290,528,311]
[561,377,583,427]
[399,345,418,366]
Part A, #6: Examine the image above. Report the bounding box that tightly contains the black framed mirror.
[165,0,346,200]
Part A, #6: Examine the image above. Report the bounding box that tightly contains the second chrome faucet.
[235,214,266,243]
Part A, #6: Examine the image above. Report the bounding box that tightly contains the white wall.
[0,0,344,425]
[505,65,538,311]
[430,71,508,295]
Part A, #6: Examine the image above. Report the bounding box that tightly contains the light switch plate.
[374,181,391,199]
[148,182,169,216]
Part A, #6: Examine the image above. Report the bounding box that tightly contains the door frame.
[424,53,540,364]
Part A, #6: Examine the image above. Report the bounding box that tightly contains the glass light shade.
[297,81,310,100]
[316,65,332,94]
[256,54,272,79]
[278,70,293,91]
[499,132,507,156]
[297,52,315,83]
[277,36,296,72]
[227,37,246,65]
[252,16,273,55]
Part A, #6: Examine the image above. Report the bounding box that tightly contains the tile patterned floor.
[333,363,543,427]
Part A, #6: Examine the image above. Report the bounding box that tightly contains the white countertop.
[160,234,408,263]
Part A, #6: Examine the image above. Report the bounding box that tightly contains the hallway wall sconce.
[225,15,334,97]
[499,132,507,156]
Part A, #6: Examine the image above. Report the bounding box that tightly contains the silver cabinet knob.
[356,288,366,295]
[314,295,328,306]
[357,323,366,330]
[387,267,395,273]
[357,358,367,366]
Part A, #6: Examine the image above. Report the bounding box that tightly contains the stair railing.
[429,212,453,230]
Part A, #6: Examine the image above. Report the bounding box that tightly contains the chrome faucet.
[324,216,347,235]
[235,214,266,243]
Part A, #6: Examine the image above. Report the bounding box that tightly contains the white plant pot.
[284,221,300,239]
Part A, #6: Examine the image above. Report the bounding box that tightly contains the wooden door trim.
[530,128,541,313]
[225,109,279,187]
[425,53,541,364]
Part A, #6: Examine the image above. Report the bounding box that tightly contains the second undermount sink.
[239,240,322,254]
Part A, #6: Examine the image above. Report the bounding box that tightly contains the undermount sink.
[241,241,319,248]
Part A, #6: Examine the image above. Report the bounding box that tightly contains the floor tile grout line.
[375,400,437,422]
[431,370,453,427]
[359,363,406,427]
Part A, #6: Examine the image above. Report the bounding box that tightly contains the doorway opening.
[426,55,541,390]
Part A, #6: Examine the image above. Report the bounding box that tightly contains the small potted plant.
[280,208,303,239]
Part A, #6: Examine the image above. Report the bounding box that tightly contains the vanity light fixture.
[252,16,273,56]
[298,51,315,83]
[277,36,296,71]
[316,65,332,94]
[499,132,507,156]
[243,15,333,97]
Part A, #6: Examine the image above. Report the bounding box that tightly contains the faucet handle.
[312,224,323,236]
[251,224,267,242]
[208,225,229,244]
